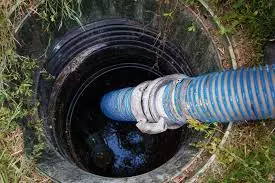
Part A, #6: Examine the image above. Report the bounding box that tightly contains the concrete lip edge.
[15,1,237,182]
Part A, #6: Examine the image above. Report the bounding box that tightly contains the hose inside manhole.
[16,1,239,182]
[100,65,275,134]
[47,19,201,177]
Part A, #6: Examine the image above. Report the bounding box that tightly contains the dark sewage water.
[68,66,184,177]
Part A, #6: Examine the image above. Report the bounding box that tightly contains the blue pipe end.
[100,87,136,123]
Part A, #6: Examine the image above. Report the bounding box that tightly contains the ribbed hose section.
[100,65,274,133]
[100,87,136,122]
[166,65,275,123]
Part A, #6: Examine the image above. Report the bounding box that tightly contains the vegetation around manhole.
[0,0,274,182]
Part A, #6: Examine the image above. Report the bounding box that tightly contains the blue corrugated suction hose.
[100,65,275,134]
[101,87,136,122]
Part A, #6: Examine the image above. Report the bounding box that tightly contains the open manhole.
[17,1,235,182]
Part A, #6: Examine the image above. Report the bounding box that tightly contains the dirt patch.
[0,128,52,182]
[231,30,258,67]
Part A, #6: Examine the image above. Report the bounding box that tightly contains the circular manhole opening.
[16,1,234,182]
[48,19,201,178]
[68,64,186,177]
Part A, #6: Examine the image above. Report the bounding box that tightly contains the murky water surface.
[70,67,183,177]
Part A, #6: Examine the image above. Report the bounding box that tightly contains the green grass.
[0,0,82,182]
[39,0,82,31]
[0,0,274,182]
[188,119,274,183]
[210,0,275,65]
[0,1,45,181]
[187,1,275,182]
[204,122,274,183]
